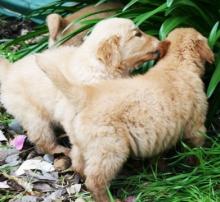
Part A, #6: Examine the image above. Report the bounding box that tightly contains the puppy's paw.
[54,156,72,171]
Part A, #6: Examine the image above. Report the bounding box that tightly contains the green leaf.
[208,21,220,49]
[159,16,188,40]
[123,0,139,11]
[166,0,212,25]
[134,3,167,26]
[167,0,174,7]
[207,57,220,98]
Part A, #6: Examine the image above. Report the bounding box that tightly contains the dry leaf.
[66,183,81,194]
[0,180,10,189]
[15,159,55,176]
[0,130,7,142]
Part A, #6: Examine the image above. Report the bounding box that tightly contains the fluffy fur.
[0,18,163,155]
[47,2,122,47]
[37,28,214,202]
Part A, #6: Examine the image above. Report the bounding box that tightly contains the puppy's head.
[86,18,167,76]
[167,28,214,65]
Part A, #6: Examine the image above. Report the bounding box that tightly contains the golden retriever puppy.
[47,2,122,47]
[37,28,214,202]
[0,18,162,155]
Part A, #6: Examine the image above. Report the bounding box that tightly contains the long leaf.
[159,16,188,40]
[134,3,167,26]
[207,57,220,98]
[208,21,220,49]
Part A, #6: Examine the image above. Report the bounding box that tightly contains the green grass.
[0,0,220,201]
[112,138,220,201]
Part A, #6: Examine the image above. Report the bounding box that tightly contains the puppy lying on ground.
[0,18,163,155]
[37,28,214,202]
[47,2,122,47]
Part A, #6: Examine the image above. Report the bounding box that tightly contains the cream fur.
[38,28,214,202]
[0,18,162,155]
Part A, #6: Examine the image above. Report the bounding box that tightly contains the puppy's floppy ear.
[47,14,68,40]
[196,39,214,64]
[96,35,121,67]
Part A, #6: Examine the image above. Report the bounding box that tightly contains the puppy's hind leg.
[1,89,69,155]
[26,116,70,155]
[10,106,69,155]
[84,135,129,202]
[70,144,85,176]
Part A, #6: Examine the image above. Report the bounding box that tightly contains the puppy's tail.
[0,57,10,82]
[35,54,89,110]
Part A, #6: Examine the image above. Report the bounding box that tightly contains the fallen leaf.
[0,180,10,188]
[2,172,33,192]
[9,195,39,202]
[25,170,58,182]
[15,159,55,176]
[42,189,66,202]
[33,182,55,192]
[0,130,7,142]
[5,153,21,167]
[10,135,27,150]
[0,147,19,162]
[66,183,81,194]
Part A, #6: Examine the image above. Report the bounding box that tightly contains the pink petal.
[125,196,136,202]
[10,135,27,150]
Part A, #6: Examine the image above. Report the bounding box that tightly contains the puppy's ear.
[158,40,171,58]
[47,14,68,47]
[47,14,63,40]
[196,39,214,64]
[96,35,121,67]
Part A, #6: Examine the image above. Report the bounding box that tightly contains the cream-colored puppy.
[47,2,122,47]
[37,28,213,202]
[0,18,163,155]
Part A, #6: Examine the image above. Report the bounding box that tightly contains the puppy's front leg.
[21,113,70,155]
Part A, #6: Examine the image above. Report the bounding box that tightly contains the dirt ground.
[0,18,34,40]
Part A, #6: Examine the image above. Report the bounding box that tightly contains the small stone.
[8,119,24,134]
[54,156,71,171]
[43,154,54,163]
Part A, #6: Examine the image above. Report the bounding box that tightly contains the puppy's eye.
[134,31,142,37]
